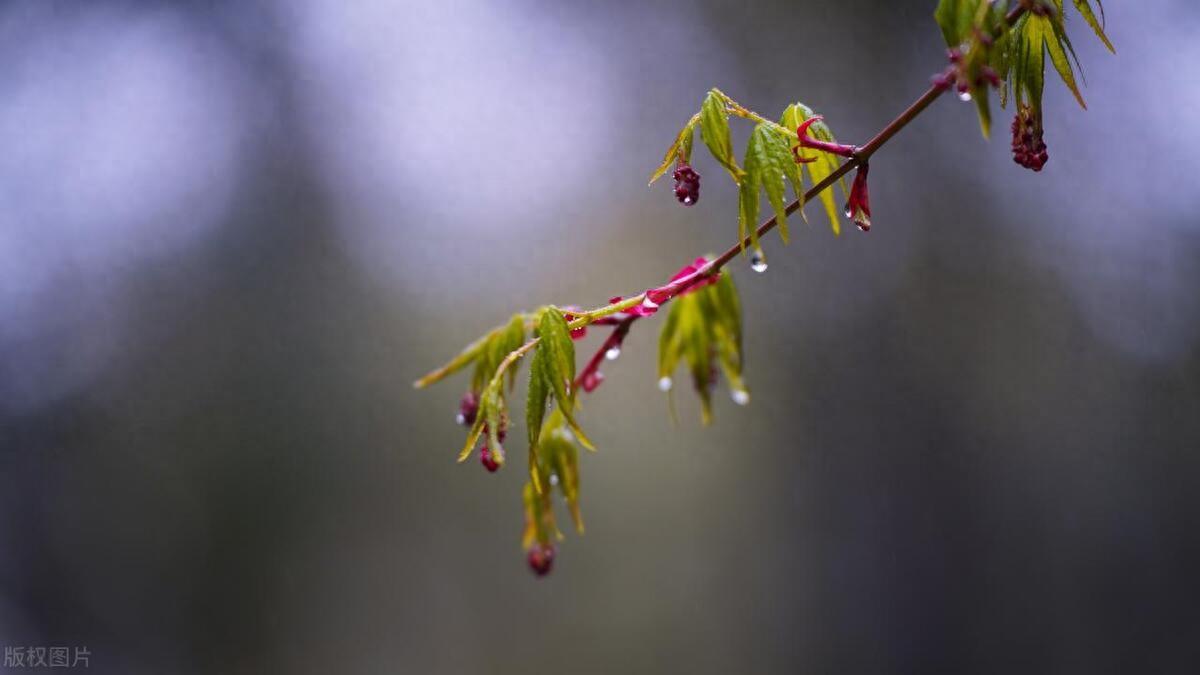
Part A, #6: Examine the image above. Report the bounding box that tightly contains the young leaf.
[700,90,742,183]
[657,269,747,424]
[781,104,844,235]
[537,308,594,450]
[526,345,550,486]
[1041,15,1087,108]
[543,428,583,533]
[934,0,978,47]
[413,328,496,389]
[1073,0,1114,53]
[649,114,699,185]
[744,123,794,244]
[737,174,760,253]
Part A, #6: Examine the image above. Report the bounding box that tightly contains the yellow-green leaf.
[700,90,742,183]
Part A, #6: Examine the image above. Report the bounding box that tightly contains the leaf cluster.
[657,269,746,424]
[651,90,850,247]
[935,0,1114,135]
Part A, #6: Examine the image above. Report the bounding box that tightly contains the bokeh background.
[2,0,1198,673]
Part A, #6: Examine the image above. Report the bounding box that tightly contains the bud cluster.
[672,164,701,205]
[1011,105,1048,172]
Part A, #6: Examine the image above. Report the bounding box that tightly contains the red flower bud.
[527,543,555,577]
[1011,105,1048,172]
[480,445,500,472]
[456,391,479,426]
[672,164,700,206]
[844,162,872,232]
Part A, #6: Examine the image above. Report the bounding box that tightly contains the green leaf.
[656,269,747,425]
[1046,12,1088,109]
[700,90,742,184]
[413,328,494,389]
[934,0,979,47]
[737,174,760,253]
[1073,0,1114,52]
[542,429,583,532]
[499,314,526,391]
[648,114,699,185]
[526,345,549,486]
[744,123,793,244]
[781,104,843,236]
[536,308,594,451]
[457,405,487,462]
[974,86,992,138]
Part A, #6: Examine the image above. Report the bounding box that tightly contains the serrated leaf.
[648,114,699,185]
[1015,14,1045,110]
[536,308,594,451]
[499,314,526,391]
[413,329,493,389]
[934,0,979,47]
[781,104,843,235]
[457,406,486,462]
[974,86,992,138]
[526,345,549,487]
[700,90,742,184]
[744,123,793,244]
[1073,0,1114,52]
[737,175,760,253]
[1039,15,1086,109]
[543,431,583,533]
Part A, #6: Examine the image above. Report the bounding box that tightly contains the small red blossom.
[793,115,857,164]
[844,162,872,232]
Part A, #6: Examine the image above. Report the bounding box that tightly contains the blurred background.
[1,0,1198,672]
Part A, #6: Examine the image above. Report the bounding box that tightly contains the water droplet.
[731,389,751,406]
[844,203,854,218]
[605,346,621,361]
[957,90,972,102]
[750,249,768,273]
[641,296,660,311]
[657,376,673,392]
[683,196,693,205]
[549,473,560,486]
[455,413,466,425]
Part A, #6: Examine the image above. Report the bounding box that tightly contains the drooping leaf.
[699,90,742,183]
[781,103,844,235]
[743,123,794,244]
[737,174,760,253]
[413,328,495,389]
[648,114,699,185]
[1041,14,1087,108]
[657,268,747,424]
[1073,0,1114,53]
[934,0,981,47]
[536,308,594,450]
[526,345,550,488]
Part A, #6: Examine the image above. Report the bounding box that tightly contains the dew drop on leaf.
[605,346,621,361]
[658,376,673,392]
[731,389,750,406]
[957,90,972,102]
